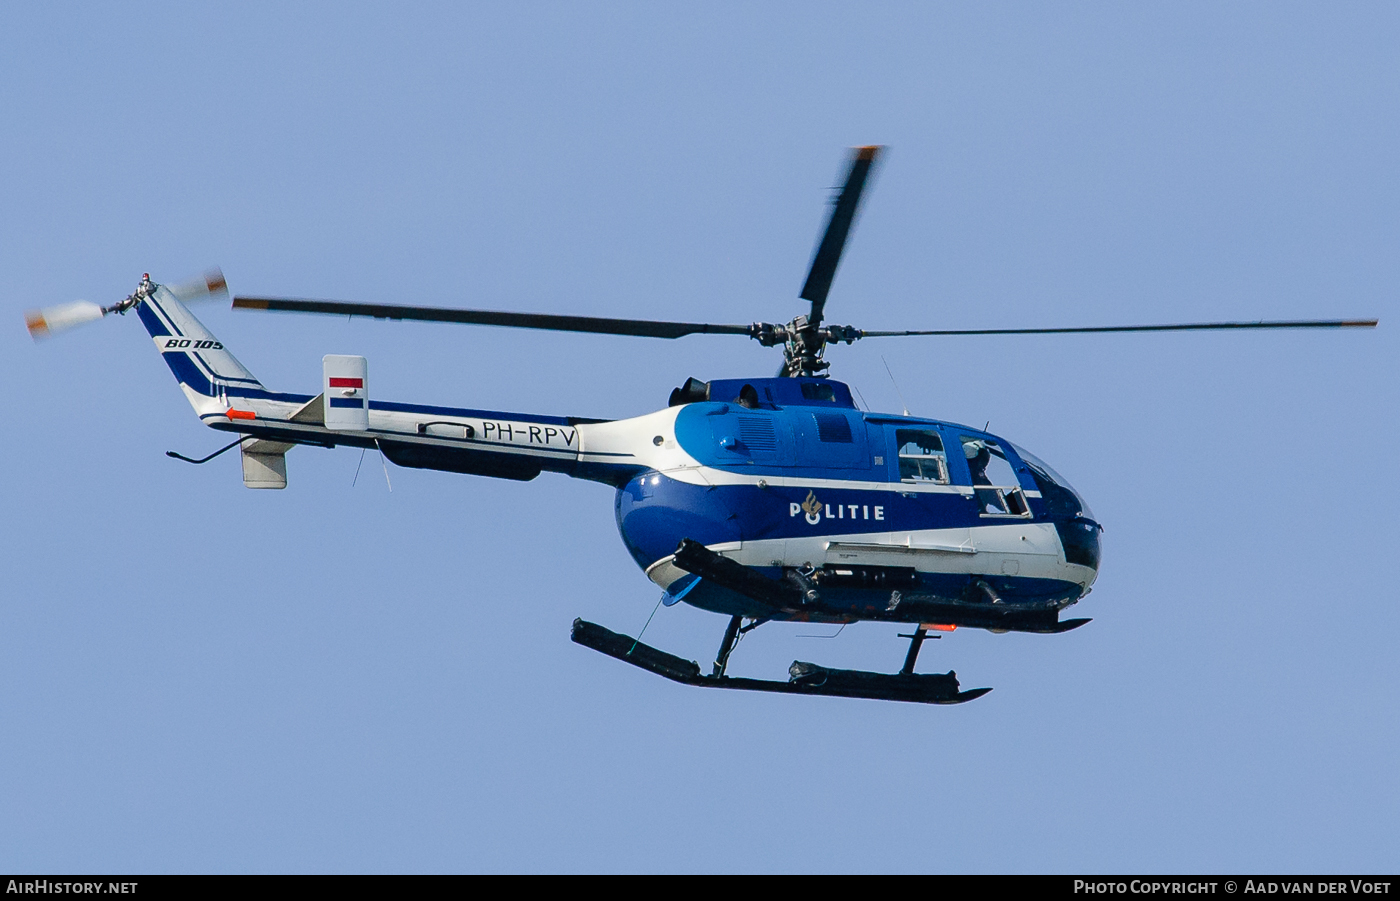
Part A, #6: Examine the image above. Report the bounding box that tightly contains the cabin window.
[960,436,1030,516]
[800,382,836,402]
[896,429,949,484]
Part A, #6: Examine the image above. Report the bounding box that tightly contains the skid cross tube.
[900,627,930,675]
[712,615,744,678]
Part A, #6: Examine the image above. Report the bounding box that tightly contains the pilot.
[965,440,1006,514]
[965,440,992,486]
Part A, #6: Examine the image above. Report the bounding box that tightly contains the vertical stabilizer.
[136,283,266,407]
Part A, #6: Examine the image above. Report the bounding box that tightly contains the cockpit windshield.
[1010,443,1096,522]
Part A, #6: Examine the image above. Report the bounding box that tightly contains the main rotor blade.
[232,296,753,340]
[800,145,883,327]
[857,319,1378,337]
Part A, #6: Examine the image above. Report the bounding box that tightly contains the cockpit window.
[1010,443,1095,521]
[800,382,836,402]
[896,429,949,484]
[960,436,1030,516]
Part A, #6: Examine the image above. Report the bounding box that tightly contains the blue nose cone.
[614,471,742,571]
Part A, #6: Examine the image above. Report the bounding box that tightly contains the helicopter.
[25,146,1378,705]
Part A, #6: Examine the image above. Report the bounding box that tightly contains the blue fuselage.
[610,378,1101,622]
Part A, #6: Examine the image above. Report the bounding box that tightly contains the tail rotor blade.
[24,301,105,340]
[800,145,883,326]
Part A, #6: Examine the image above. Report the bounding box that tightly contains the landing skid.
[570,619,992,705]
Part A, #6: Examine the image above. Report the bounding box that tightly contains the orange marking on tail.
[226,409,256,420]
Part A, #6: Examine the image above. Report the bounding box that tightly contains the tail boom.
[138,280,629,486]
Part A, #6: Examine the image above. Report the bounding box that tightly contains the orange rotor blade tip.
[24,311,49,338]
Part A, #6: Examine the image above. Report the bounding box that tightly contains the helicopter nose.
[1054,517,1102,572]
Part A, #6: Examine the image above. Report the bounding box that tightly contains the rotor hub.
[747,316,863,377]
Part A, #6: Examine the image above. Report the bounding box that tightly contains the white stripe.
[664,466,975,494]
[646,524,1095,592]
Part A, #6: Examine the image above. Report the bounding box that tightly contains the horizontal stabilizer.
[290,393,325,425]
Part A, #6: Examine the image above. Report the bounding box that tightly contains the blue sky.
[3,3,1396,873]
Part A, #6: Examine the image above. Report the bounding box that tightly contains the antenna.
[881,355,911,416]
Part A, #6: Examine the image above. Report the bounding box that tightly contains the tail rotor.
[25,268,227,341]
